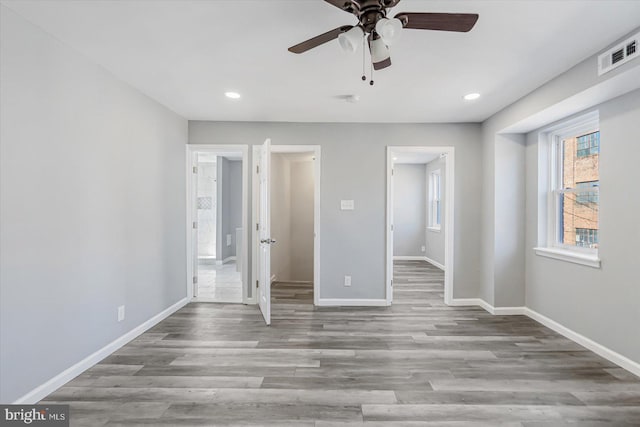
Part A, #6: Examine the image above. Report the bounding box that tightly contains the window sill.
[533,247,601,268]
[427,227,441,233]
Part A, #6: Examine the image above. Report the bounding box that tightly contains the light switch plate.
[341,200,354,210]
[344,275,352,287]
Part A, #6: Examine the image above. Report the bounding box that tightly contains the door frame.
[386,146,455,306]
[252,144,322,306]
[186,144,250,303]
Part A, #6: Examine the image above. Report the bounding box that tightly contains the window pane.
[559,131,599,248]
[558,190,599,248]
[576,132,600,158]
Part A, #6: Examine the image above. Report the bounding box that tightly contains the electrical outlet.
[117,305,125,322]
[344,275,351,287]
[226,234,232,246]
[421,246,426,252]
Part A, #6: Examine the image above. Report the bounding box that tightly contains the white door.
[389,164,394,303]
[192,156,200,298]
[257,138,272,325]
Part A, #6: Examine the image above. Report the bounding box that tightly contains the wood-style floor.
[41,261,640,426]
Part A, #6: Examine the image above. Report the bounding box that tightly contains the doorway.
[252,143,321,325]
[270,150,316,307]
[186,145,249,304]
[386,146,455,305]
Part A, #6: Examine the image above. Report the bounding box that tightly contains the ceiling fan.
[288,0,479,77]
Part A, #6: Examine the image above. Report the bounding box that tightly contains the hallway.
[40,261,640,425]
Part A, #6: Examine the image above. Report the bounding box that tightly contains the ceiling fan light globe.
[338,26,364,53]
[376,18,402,45]
[370,36,390,63]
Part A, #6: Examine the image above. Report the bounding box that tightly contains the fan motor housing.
[345,0,389,33]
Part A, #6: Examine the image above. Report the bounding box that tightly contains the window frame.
[534,111,601,268]
[549,120,600,255]
[428,169,442,231]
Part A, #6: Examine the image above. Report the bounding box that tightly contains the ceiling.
[4,0,640,123]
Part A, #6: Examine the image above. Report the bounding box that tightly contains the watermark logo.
[0,405,68,426]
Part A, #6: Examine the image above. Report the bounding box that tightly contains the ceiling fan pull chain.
[370,58,374,86]
[361,33,366,81]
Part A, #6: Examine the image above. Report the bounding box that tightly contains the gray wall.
[425,158,446,266]
[480,26,640,366]
[481,26,640,308]
[0,7,187,403]
[525,90,640,365]
[393,164,426,257]
[218,158,242,261]
[290,159,314,282]
[189,121,483,300]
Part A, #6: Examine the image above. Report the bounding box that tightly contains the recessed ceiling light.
[463,93,480,101]
[225,92,241,99]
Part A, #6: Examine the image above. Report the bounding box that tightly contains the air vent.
[612,48,624,64]
[598,32,640,76]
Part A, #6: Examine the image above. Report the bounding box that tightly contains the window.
[576,228,598,248]
[576,131,600,157]
[575,181,599,204]
[428,169,441,230]
[536,112,600,267]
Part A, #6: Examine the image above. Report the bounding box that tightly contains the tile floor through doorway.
[196,259,242,303]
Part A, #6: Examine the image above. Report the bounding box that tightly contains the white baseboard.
[450,298,524,315]
[449,298,496,314]
[449,298,485,307]
[524,307,640,378]
[423,256,445,271]
[493,306,527,315]
[393,256,425,261]
[317,298,389,307]
[272,280,313,284]
[13,297,190,404]
[451,298,639,378]
[222,256,236,264]
[393,255,445,270]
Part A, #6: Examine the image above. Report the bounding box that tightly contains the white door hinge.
[193,166,198,174]
[193,276,198,284]
[193,221,198,229]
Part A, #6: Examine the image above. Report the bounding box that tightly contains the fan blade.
[383,0,402,8]
[288,25,353,54]
[394,12,479,32]
[324,0,356,12]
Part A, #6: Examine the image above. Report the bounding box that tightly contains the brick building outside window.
[561,131,600,248]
